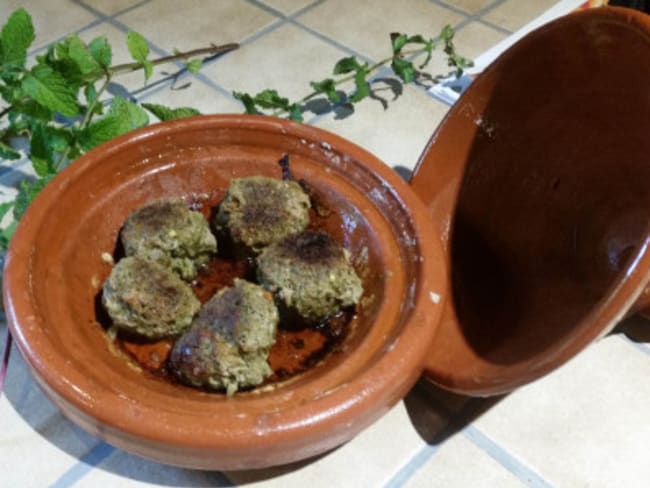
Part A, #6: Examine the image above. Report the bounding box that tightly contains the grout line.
[283,19,376,65]
[381,397,473,487]
[428,0,512,35]
[75,0,153,19]
[48,442,116,488]
[383,443,442,488]
[245,0,326,20]
[26,17,106,57]
[478,18,514,35]
[26,0,153,57]
[463,426,556,488]
[389,394,557,488]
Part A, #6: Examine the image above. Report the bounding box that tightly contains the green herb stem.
[0,105,13,119]
[108,43,239,75]
[270,47,428,117]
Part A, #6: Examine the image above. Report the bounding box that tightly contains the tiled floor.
[2,1,650,487]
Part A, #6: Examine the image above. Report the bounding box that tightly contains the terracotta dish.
[3,115,447,469]
[411,6,650,396]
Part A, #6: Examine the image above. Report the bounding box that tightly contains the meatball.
[256,231,363,322]
[215,176,310,253]
[121,198,217,280]
[102,256,200,340]
[169,278,279,394]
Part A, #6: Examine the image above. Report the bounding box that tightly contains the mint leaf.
[13,99,53,121]
[390,33,408,54]
[186,59,202,74]
[22,64,80,116]
[1,8,35,67]
[441,24,455,44]
[310,78,340,103]
[110,96,148,128]
[0,201,14,221]
[127,31,152,81]
[30,123,69,176]
[127,31,150,63]
[79,96,149,150]
[143,60,153,81]
[14,175,54,220]
[0,141,21,160]
[89,36,112,68]
[288,104,303,122]
[233,92,260,115]
[30,124,55,176]
[0,218,18,250]
[84,84,97,104]
[78,116,125,150]
[349,68,370,103]
[66,35,101,78]
[333,56,362,75]
[391,57,415,83]
[142,103,200,121]
[253,89,290,110]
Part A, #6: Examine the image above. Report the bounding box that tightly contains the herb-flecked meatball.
[256,231,363,322]
[215,176,310,253]
[102,256,200,340]
[121,198,217,280]
[169,278,279,394]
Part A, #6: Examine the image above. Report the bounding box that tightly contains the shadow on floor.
[403,377,504,446]
[611,313,650,344]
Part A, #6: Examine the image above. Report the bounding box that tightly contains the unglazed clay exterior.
[411,7,650,396]
[3,115,447,469]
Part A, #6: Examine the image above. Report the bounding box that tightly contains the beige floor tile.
[80,0,145,16]
[404,435,524,488]
[441,0,498,15]
[227,401,428,487]
[115,0,278,52]
[201,22,353,116]
[453,21,509,59]
[258,0,316,16]
[0,334,104,486]
[483,0,560,32]
[4,0,98,52]
[314,85,450,172]
[473,335,650,488]
[297,0,466,62]
[74,450,225,487]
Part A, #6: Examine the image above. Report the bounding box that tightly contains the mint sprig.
[234,25,473,120]
[0,8,239,250]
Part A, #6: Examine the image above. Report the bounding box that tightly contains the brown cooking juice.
[108,183,357,390]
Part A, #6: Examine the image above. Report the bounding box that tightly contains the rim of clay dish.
[3,114,447,469]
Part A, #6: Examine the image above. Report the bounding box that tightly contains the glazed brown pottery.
[3,115,447,469]
[411,7,650,396]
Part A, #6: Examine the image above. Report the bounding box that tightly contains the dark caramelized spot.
[240,182,285,227]
[126,200,183,234]
[196,287,244,337]
[278,153,292,181]
[277,231,343,264]
[300,179,332,218]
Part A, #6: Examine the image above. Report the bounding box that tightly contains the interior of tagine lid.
[410,6,650,396]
